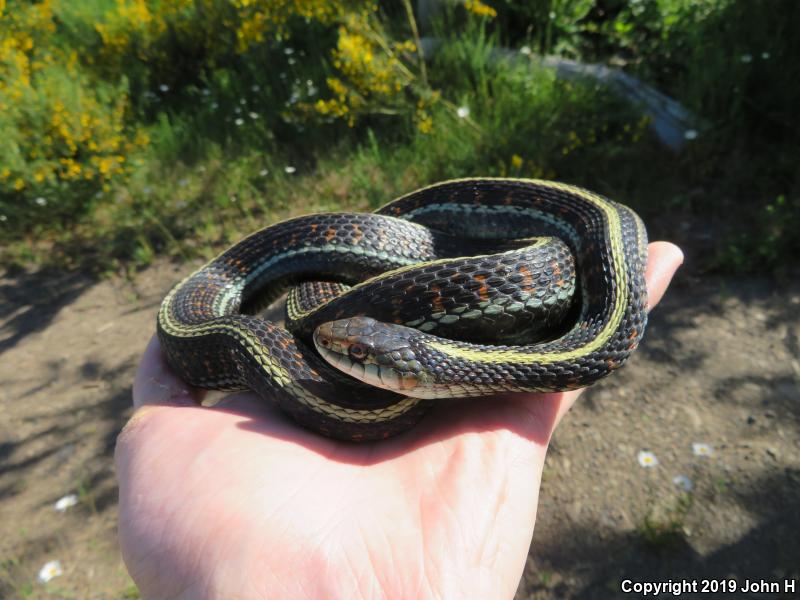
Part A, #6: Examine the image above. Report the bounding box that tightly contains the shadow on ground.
[520,469,800,599]
[0,269,93,357]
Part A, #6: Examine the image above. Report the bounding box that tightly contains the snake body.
[157,178,648,440]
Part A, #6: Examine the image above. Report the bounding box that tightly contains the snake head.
[314,316,430,394]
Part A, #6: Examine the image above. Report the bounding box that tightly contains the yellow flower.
[417,116,433,134]
[510,154,523,169]
[464,0,497,18]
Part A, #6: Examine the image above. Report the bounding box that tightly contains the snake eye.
[319,338,330,347]
[348,343,367,361]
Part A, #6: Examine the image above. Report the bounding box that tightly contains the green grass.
[638,493,693,551]
[0,557,33,599]
[121,583,141,599]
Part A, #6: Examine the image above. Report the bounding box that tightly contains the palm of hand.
[118,382,566,598]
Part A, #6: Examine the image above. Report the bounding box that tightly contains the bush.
[0,1,148,233]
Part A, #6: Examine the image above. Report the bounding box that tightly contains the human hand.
[116,242,683,599]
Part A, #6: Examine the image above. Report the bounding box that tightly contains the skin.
[116,241,683,600]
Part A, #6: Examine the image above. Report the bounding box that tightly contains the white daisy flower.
[0,215,7,222]
[692,442,714,457]
[284,47,295,55]
[259,169,269,177]
[520,45,532,56]
[672,475,693,491]
[456,106,470,119]
[740,54,753,63]
[54,494,78,512]
[637,450,659,468]
[251,84,260,92]
[234,118,244,126]
[159,84,170,92]
[284,166,296,174]
[38,560,62,583]
[761,51,770,60]
[35,197,47,206]
[683,129,698,140]
[249,112,259,119]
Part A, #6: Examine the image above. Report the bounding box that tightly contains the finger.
[645,241,684,311]
[550,241,683,426]
[132,335,203,409]
[206,390,284,420]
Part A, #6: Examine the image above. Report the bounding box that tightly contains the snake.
[157,178,648,441]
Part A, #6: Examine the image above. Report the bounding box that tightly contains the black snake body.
[157,179,648,441]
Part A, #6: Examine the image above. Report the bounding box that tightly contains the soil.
[0,259,798,599]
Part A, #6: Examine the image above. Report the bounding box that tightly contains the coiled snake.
[157,178,648,441]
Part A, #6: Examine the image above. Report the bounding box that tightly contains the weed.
[0,557,32,599]
[122,583,141,599]
[76,476,98,516]
[638,493,693,551]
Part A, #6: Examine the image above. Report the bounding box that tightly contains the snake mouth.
[315,341,422,393]
[313,320,422,394]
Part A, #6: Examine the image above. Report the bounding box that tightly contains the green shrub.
[0,1,148,235]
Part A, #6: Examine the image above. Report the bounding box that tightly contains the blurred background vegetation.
[1,0,798,275]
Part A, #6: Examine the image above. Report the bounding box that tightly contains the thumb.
[132,335,203,409]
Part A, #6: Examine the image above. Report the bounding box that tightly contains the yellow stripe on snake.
[157,178,648,441]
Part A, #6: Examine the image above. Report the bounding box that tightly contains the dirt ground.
[0,256,797,599]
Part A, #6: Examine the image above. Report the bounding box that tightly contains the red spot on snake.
[325,228,337,242]
[517,265,533,288]
[474,275,489,301]
[430,284,443,311]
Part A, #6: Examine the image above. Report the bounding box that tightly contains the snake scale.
[157,178,648,441]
